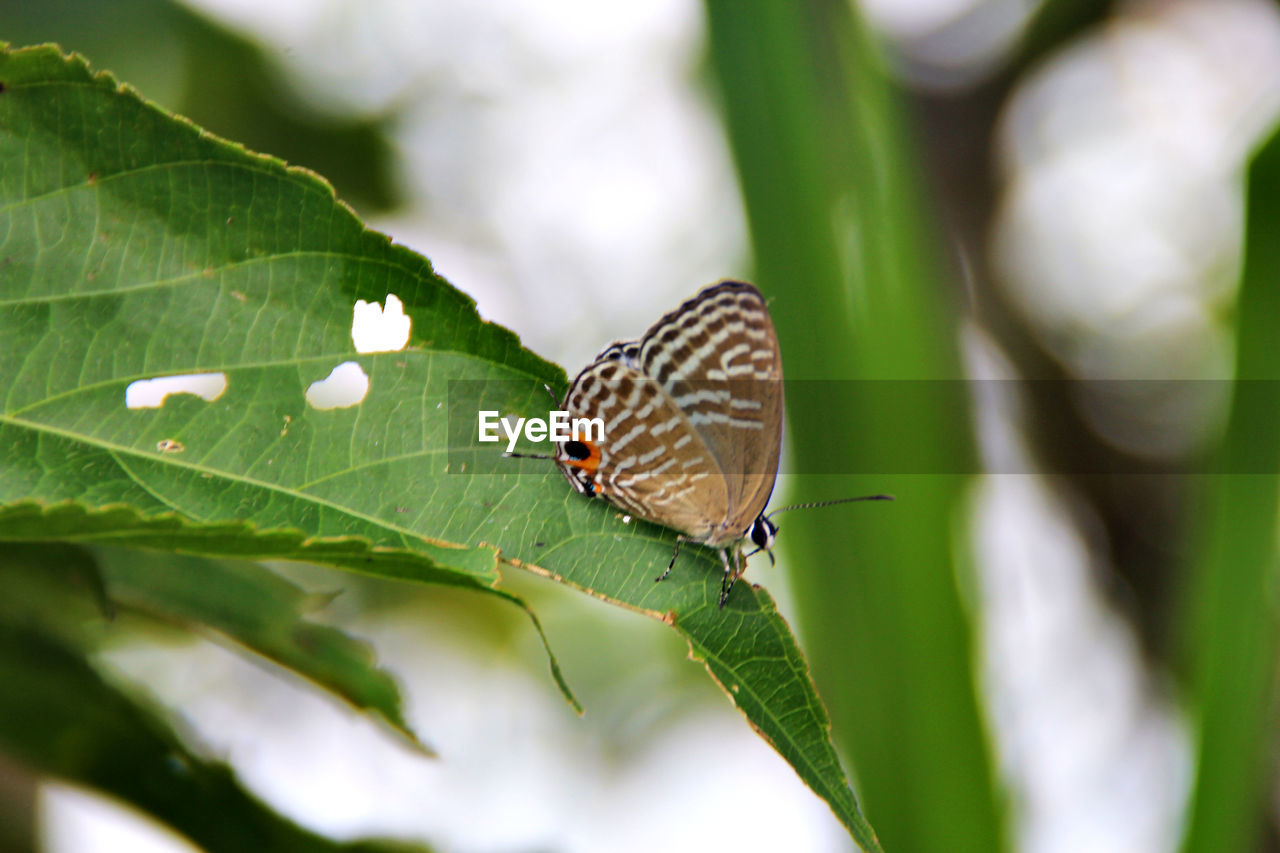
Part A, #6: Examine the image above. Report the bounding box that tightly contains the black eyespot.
[564,440,590,460]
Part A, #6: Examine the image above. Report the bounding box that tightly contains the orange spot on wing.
[561,439,602,476]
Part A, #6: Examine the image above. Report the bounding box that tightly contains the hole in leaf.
[125,373,228,409]
[306,361,369,410]
[351,293,410,354]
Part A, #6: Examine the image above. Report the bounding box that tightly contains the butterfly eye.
[750,516,777,550]
[563,440,591,461]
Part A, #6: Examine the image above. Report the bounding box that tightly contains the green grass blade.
[1180,124,1280,853]
[704,3,1004,850]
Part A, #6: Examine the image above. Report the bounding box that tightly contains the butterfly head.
[748,513,778,566]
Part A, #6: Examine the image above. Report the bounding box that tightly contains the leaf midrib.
[1,412,494,554]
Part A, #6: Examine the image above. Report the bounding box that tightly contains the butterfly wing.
[556,355,728,540]
[635,281,783,544]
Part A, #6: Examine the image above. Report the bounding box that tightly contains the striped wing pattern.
[558,358,728,538]
[636,282,782,543]
[555,281,782,548]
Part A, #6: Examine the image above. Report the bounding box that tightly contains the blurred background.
[4,0,1280,850]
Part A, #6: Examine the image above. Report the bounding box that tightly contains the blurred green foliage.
[0,0,399,211]
[0,546,436,853]
[1181,126,1280,853]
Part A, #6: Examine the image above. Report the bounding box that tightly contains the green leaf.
[0,540,114,643]
[93,547,432,752]
[0,543,436,848]
[0,41,577,710]
[0,618,435,853]
[0,541,432,749]
[0,43,869,843]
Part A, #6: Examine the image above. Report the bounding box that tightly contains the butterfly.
[512,280,889,606]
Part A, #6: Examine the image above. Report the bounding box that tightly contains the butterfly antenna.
[765,494,893,519]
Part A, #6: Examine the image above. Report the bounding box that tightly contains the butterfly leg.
[718,548,744,607]
[655,535,688,583]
